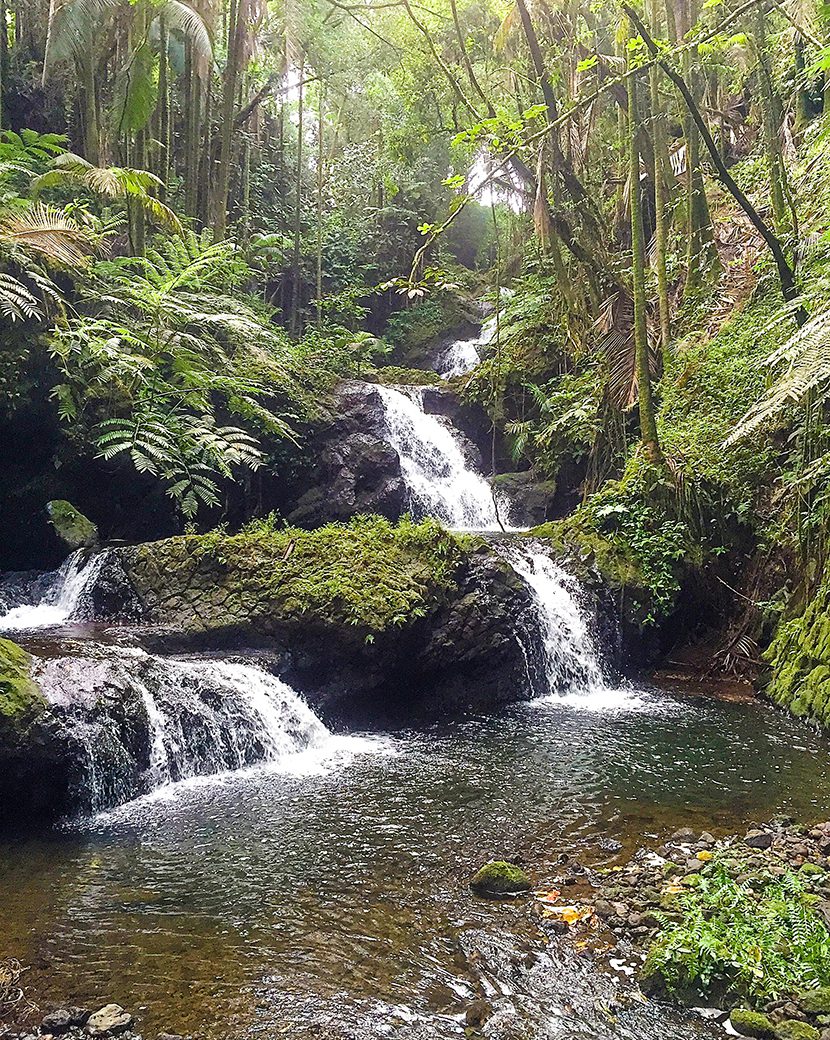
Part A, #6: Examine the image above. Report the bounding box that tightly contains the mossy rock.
[800,987,830,1014]
[0,638,45,735]
[799,862,826,878]
[46,499,98,551]
[730,1009,776,1038]
[775,1021,820,1040]
[469,860,531,897]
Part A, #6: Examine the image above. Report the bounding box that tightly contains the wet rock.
[745,829,774,850]
[671,827,697,842]
[469,860,532,896]
[729,1008,776,1037]
[156,1035,185,1040]
[699,831,716,846]
[85,1005,133,1037]
[40,1011,72,1035]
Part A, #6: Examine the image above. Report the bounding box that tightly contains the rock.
[729,1009,776,1037]
[156,1035,185,1040]
[40,1011,72,1035]
[775,1022,820,1040]
[85,1005,133,1037]
[671,827,697,843]
[801,989,830,1014]
[801,863,826,877]
[745,829,774,850]
[469,860,532,896]
[699,831,716,846]
[46,500,98,551]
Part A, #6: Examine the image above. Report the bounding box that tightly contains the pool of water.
[2,683,830,1039]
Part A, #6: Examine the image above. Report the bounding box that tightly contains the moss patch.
[470,860,532,896]
[765,578,830,727]
[125,515,472,635]
[0,638,45,733]
[46,499,98,550]
[774,1022,820,1040]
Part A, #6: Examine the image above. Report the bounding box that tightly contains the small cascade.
[35,650,375,814]
[0,549,107,632]
[436,317,494,378]
[375,384,505,531]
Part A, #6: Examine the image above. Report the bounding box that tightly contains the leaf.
[542,905,595,924]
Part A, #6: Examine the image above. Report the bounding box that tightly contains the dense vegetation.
[1,0,830,695]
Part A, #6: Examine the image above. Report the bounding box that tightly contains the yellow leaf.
[697,850,714,861]
[542,905,594,924]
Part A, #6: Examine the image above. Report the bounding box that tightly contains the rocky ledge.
[2,994,182,1040]
[98,517,547,723]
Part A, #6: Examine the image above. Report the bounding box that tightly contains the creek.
[2,358,830,1039]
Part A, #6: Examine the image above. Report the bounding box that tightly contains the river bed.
[2,683,829,1039]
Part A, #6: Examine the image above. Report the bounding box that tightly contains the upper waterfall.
[436,317,494,378]
[0,549,107,632]
[375,384,506,531]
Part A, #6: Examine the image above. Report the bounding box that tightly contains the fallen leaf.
[542,905,594,924]
[696,851,714,861]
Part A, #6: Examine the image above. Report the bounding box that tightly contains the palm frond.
[0,203,94,266]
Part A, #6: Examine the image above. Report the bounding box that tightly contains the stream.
[3,348,830,1038]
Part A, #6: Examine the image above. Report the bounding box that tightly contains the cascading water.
[0,549,107,631]
[34,649,378,814]
[375,384,505,530]
[436,315,495,378]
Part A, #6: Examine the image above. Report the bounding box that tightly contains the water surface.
[2,684,829,1039]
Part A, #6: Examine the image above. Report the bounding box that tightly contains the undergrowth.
[645,859,830,1004]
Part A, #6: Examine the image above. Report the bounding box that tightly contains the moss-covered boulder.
[799,987,830,1014]
[469,860,532,896]
[774,1021,820,1040]
[46,499,98,551]
[106,518,543,723]
[0,638,45,736]
[729,1009,776,1038]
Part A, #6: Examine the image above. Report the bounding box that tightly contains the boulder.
[775,1022,820,1040]
[490,472,558,527]
[745,829,774,850]
[85,1005,133,1037]
[46,500,98,551]
[730,1009,776,1038]
[469,860,532,896]
[40,1011,72,1035]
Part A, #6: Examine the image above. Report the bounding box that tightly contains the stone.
[46,500,98,551]
[775,1022,820,1040]
[41,1011,72,1035]
[469,860,532,896]
[729,1009,776,1037]
[85,1005,133,1037]
[801,989,830,1015]
[699,831,716,845]
[745,829,774,850]
[671,827,697,842]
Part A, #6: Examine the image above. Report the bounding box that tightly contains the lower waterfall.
[34,649,378,815]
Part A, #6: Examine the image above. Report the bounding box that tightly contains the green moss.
[800,987,830,1014]
[139,515,472,634]
[46,499,98,550]
[774,1021,820,1040]
[729,1009,776,1038]
[765,580,830,728]
[469,860,532,896]
[0,638,45,733]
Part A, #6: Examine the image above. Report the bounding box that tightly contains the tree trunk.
[157,13,170,197]
[648,0,671,356]
[290,54,305,337]
[754,7,788,232]
[316,83,324,332]
[628,57,661,464]
[213,0,245,239]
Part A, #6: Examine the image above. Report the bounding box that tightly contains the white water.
[436,317,495,378]
[0,549,106,631]
[497,543,641,711]
[376,384,506,531]
[35,649,384,816]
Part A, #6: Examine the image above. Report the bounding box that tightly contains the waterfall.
[375,384,504,531]
[35,650,378,815]
[0,549,107,632]
[493,541,641,711]
[436,316,494,378]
